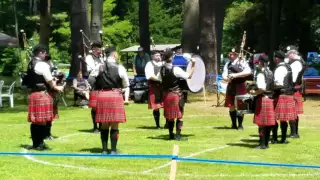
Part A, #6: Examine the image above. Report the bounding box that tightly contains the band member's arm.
[85,55,95,73]
[174,61,195,80]
[35,62,64,92]
[274,66,287,88]
[187,60,196,79]
[291,61,303,83]
[145,62,160,82]
[119,65,130,103]
[232,61,252,78]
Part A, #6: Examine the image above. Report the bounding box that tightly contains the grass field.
[0,90,320,180]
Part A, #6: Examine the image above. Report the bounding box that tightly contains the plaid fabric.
[274,95,296,121]
[148,82,163,110]
[225,83,247,108]
[163,92,183,120]
[254,95,276,126]
[293,89,303,115]
[88,90,98,108]
[95,90,126,123]
[28,91,54,123]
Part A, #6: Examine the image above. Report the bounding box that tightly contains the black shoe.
[238,126,244,131]
[270,140,278,144]
[289,134,299,139]
[93,129,100,133]
[175,135,188,141]
[102,151,108,154]
[110,151,120,155]
[255,145,267,149]
[156,126,161,129]
[45,136,54,140]
[169,133,175,140]
[36,144,52,151]
[231,125,237,129]
[279,140,289,144]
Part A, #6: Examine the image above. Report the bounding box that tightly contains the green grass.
[0,91,320,180]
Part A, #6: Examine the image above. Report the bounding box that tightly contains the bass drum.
[186,55,206,93]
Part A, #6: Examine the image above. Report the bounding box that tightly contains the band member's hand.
[228,73,238,79]
[124,101,129,105]
[249,90,255,94]
[55,86,64,93]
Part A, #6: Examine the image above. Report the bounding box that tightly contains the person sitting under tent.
[73,71,90,106]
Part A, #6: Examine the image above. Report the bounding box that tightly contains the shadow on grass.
[240,139,259,143]
[136,126,164,130]
[147,134,195,141]
[77,129,97,133]
[79,148,102,153]
[226,143,258,149]
[213,126,237,130]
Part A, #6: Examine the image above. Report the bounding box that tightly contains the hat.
[91,42,102,48]
[229,47,239,55]
[138,47,144,52]
[32,44,48,55]
[258,55,269,63]
[286,45,298,51]
[274,50,285,59]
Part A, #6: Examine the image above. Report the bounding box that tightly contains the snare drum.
[235,94,255,115]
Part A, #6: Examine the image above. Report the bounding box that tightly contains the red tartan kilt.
[274,95,297,122]
[148,84,163,110]
[254,96,276,126]
[293,90,304,115]
[88,91,98,108]
[225,83,247,108]
[28,92,54,123]
[163,92,183,120]
[95,90,126,123]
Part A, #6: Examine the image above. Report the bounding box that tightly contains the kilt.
[293,90,303,115]
[274,95,297,122]
[95,90,126,123]
[253,95,276,126]
[225,83,247,109]
[163,92,183,120]
[148,83,163,110]
[28,91,54,123]
[88,90,98,108]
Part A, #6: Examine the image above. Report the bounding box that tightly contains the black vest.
[96,62,123,89]
[26,58,51,91]
[160,64,180,91]
[259,68,274,96]
[275,63,294,95]
[289,58,306,85]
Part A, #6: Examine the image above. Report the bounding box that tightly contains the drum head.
[186,55,206,93]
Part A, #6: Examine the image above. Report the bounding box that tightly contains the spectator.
[133,47,150,76]
[73,71,90,100]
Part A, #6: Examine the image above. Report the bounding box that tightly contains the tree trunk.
[39,0,51,48]
[181,0,199,53]
[139,0,150,54]
[70,0,90,77]
[268,0,282,70]
[90,0,103,43]
[199,0,227,85]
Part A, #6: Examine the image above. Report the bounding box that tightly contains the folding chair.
[214,75,227,107]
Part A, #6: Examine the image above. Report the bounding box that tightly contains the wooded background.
[0,0,319,77]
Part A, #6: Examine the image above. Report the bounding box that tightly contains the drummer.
[159,50,195,141]
[249,55,276,149]
[222,48,252,130]
[145,51,164,129]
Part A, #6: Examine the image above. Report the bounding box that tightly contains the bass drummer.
[222,48,252,130]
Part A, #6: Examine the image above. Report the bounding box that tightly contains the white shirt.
[222,58,252,80]
[290,57,303,83]
[256,70,266,91]
[145,60,164,80]
[158,63,190,81]
[274,62,288,86]
[34,58,53,82]
[86,54,104,77]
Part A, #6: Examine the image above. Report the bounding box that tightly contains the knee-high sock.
[45,121,52,137]
[91,109,97,129]
[168,120,174,137]
[39,125,46,145]
[258,127,266,147]
[296,117,299,135]
[289,120,297,136]
[237,115,244,128]
[153,110,160,127]
[265,126,272,147]
[229,111,237,128]
[100,129,109,151]
[176,120,183,136]
[280,121,288,142]
[272,122,278,141]
[30,124,40,148]
[110,129,119,152]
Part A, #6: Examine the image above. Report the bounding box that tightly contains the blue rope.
[1,151,320,169]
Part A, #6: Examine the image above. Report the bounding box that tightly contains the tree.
[199,0,228,85]
[39,0,51,48]
[69,0,90,77]
[90,0,103,42]
[181,0,199,53]
[139,0,150,53]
